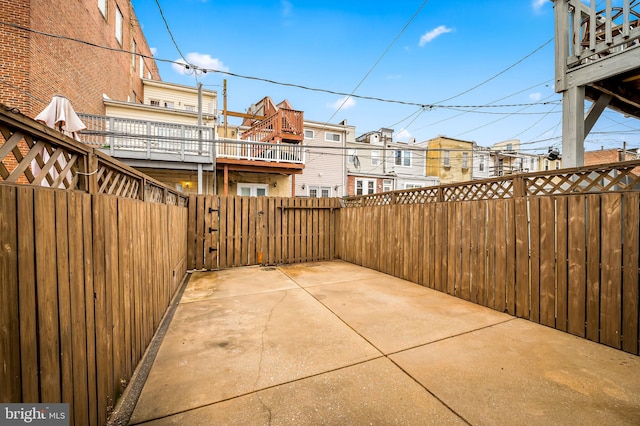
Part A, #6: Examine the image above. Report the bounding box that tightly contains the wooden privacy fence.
[0,105,189,426]
[339,161,640,356]
[188,195,339,270]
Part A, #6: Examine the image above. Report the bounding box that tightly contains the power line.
[433,38,554,104]
[153,0,188,63]
[0,21,562,113]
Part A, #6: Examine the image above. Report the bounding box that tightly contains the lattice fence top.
[343,160,640,207]
[0,104,188,206]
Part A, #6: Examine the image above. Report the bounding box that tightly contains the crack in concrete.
[253,290,287,425]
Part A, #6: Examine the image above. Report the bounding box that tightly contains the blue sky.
[131,0,639,153]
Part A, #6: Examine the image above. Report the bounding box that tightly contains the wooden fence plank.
[0,185,20,402]
[204,196,213,270]
[486,201,496,309]
[600,193,622,349]
[195,196,205,270]
[494,200,507,312]
[539,196,556,327]
[219,196,228,268]
[515,198,530,319]
[469,201,478,302]
[68,192,89,425]
[229,196,238,267]
[567,195,587,337]
[460,202,471,300]
[34,189,61,403]
[92,195,109,425]
[506,199,516,316]
[187,195,196,269]
[16,187,38,403]
[475,201,487,306]
[586,194,601,342]
[622,192,639,354]
[55,192,74,421]
[556,197,569,332]
[82,193,98,426]
[446,203,457,296]
[530,197,541,323]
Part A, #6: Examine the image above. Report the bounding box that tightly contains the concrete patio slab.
[304,276,513,354]
[182,266,298,303]
[390,318,640,425]
[130,282,380,423]
[124,261,640,426]
[279,260,388,287]
[140,358,465,426]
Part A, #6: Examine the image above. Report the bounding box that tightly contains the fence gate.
[188,195,339,270]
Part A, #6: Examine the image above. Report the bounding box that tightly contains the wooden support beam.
[585,92,612,135]
[562,86,586,167]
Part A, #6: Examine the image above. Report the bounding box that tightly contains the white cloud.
[419,25,453,47]
[150,47,157,56]
[387,74,402,80]
[396,128,413,141]
[172,52,229,75]
[281,0,292,17]
[327,96,356,110]
[532,0,547,11]
[529,92,542,101]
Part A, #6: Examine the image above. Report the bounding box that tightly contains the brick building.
[0,0,159,117]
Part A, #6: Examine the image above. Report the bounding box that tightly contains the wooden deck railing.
[216,138,305,164]
[1,104,189,425]
[560,0,640,68]
[241,108,304,143]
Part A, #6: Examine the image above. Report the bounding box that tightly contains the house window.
[185,105,196,112]
[309,186,331,198]
[304,129,314,139]
[555,161,560,169]
[164,101,174,108]
[443,150,450,167]
[545,160,550,171]
[238,183,268,197]
[115,6,123,45]
[383,179,393,192]
[325,132,341,142]
[355,179,376,196]
[98,0,107,18]
[371,150,380,166]
[506,143,513,151]
[150,99,160,107]
[462,152,469,169]
[405,183,422,189]
[479,155,485,172]
[394,150,411,167]
[140,56,144,78]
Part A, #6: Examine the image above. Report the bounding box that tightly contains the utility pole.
[223,79,228,138]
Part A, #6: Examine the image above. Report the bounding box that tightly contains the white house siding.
[295,121,353,198]
[142,79,217,115]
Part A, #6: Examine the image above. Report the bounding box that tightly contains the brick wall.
[1,0,160,177]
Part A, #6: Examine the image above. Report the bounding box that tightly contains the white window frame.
[150,99,160,107]
[237,183,269,197]
[394,150,411,167]
[325,132,342,142]
[479,155,485,172]
[115,6,123,45]
[462,152,469,169]
[164,101,174,109]
[309,185,331,198]
[371,150,380,166]
[355,178,376,196]
[139,56,144,78]
[304,129,314,139]
[443,150,450,167]
[98,0,107,18]
[383,179,393,192]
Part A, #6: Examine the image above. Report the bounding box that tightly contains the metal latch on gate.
[209,207,218,213]
[209,227,217,233]
[209,247,218,253]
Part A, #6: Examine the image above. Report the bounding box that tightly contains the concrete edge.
[106,272,193,426]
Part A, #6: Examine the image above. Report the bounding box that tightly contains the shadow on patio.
[122,261,640,425]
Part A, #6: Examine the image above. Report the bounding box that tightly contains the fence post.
[85,151,98,194]
[513,176,526,198]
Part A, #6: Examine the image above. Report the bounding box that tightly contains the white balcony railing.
[78,114,304,165]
